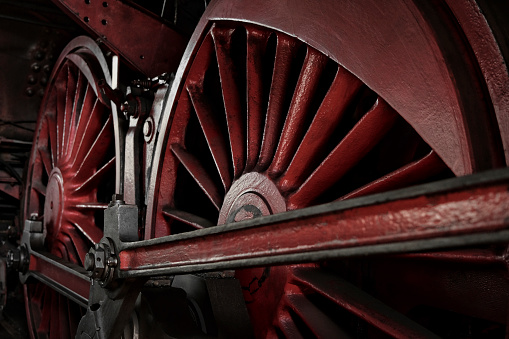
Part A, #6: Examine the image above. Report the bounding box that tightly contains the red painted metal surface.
[51,0,188,77]
[27,254,90,303]
[268,47,328,179]
[278,66,362,194]
[121,179,509,271]
[442,0,509,166]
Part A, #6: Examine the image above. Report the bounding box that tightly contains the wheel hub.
[44,168,65,239]
[218,173,286,225]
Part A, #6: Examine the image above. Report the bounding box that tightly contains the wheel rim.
[23,37,115,338]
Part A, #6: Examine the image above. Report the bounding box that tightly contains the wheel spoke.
[245,27,270,172]
[59,236,79,265]
[269,47,328,178]
[38,117,53,175]
[38,147,53,177]
[46,113,58,168]
[171,143,222,210]
[187,84,232,190]
[73,157,115,194]
[66,213,102,245]
[286,294,353,338]
[63,65,77,160]
[61,226,89,264]
[288,99,398,208]
[69,86,98,166]
[163,207,214,229]
[212,26,246,178]
[72,203,109,210]
[277,311,304,339]
[292,268,440,338]
[340,150,446,200]
[70,99,104,170]
[73,115,113,183]
[65,70,85,159]
[32,180,47,197]
[55,240,70,262]
[279,67,363,193]
[257,33,300,171]
[55,71,67,162]
[69,83,91,158]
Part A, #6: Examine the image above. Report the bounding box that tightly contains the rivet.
[143,117,155,142]
[25,87,35,97]
[34,51,45,61]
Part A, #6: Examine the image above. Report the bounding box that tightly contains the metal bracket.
[76,194,141,338]
[75,279,145,339]
[51,0,188,77]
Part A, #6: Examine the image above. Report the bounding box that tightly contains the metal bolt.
[131,79,153,88]
[143,119,153,138]
[7,246,29,272]
[111,194,124,203]
[90,247,107,279]
[31,63,41,72]
[6,249,20,269]
[27,75,37,84]
[106,257,117,267]
[84,252,95,271]
[120,99,138,117]
[25,87,34,97]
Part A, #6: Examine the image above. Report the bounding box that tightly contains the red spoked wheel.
[148,1,509,335]
[23,36,115,339]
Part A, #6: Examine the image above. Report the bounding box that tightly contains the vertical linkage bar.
[111,55,125,196]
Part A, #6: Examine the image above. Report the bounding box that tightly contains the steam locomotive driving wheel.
[147,0,509,337]
[23,37,116,338]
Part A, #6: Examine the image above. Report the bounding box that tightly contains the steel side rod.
[117,168,509,277]
[24,251,90,307]
[18,169,509,305]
